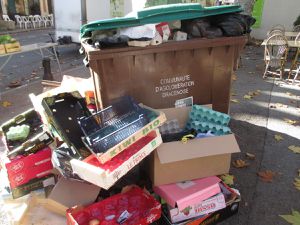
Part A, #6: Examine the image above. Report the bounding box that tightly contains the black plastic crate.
[78,96,149,154]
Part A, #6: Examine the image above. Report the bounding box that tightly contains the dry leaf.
[246,152,256,160]
[244,95,252,100]
[232,159,249,168]
[248,91,260,96]
[231,92,237,96]
[294,178,300,191]
[284,118,299,125]
[280,210,300,225]
[257,170,276,182]
[275,103,288,108]
[288,145,300,154]
[248,71,255,74]
[8,80,21,88]
[230,99,239,103]
[232,74,237,81]
[286,92,295,97]
[290,100,296,104]
[274,134,284,142]
[1,101,12,107]
[220,174,234,186]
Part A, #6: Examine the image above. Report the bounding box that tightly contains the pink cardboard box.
[154,176,221,211]
[168,192,226,223]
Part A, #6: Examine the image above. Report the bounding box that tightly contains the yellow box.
[5,41,21,53]
[0,44,6,54]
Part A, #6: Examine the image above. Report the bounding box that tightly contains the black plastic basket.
[78,96,149,154]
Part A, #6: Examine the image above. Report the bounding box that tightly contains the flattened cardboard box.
[150,106,240,186]
[37,177,101,216]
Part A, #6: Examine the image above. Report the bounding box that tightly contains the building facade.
[1,0,52,16]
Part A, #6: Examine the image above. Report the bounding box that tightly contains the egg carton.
[188,105,230,126]
[186,121,231,136]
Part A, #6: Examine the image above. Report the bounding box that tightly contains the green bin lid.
[80,3,243,38]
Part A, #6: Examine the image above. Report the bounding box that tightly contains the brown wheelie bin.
[84,36,246,113]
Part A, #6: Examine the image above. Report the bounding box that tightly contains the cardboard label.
[169,193,226,223]
[176,181,196,190]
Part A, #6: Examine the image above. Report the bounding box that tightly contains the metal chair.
[293,25,300,32]
[289,32,300,83]
[14,15,24,29]
[270,24,285,32]
[263,34,289,79]
[2,15,12,21]
[267,29,284,37]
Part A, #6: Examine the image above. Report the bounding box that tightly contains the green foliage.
[0,35,16,44]
[294,15,300,27]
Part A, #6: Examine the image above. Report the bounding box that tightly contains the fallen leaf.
[220,174,234,186]
[288,145,300,154]
[230,99,239,103]
[31,72,37,75]
[231,92,237,96]
[298,169,300,177]
[244,95,252,100]
[232,74,237,81]
[284,118,299,125]
[274,134,284,142]
[248,71,255,74]
[8,80,21,88]
[248,91,260,97]
[246,152,256,160]
[276,103,288,108]
[1,101,12,107]
[286,92,295,97]
[257,170,276,182]
[232,159,249,168]
[290,100,296,104]
[294,178,300,191]
[279,210,300,225]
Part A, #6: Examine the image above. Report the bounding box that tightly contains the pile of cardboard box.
[0,76,241,225]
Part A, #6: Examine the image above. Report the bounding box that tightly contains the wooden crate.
[0,44,6,54]
[5,41,21,53]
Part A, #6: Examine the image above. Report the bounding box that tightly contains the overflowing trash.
[0,2,255,225]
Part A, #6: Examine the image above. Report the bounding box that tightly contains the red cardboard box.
[66,187,161,225]
[5,147,52,176]
[5,147,53,188]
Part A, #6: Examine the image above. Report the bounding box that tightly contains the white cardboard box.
[71,129,162,190]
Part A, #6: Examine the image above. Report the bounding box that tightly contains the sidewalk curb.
[0,27,54,35]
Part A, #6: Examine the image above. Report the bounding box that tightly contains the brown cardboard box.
[0,44,6,54]
[4,41,21,53]
[150,106,240,186]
